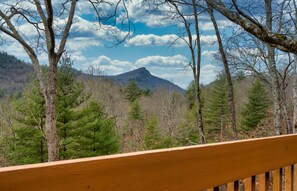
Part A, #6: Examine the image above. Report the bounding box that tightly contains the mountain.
[0,52,185,98]
[107,67,185,93]
[0,52,34,97]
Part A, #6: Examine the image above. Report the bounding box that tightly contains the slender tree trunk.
[282,101,292,134]
[293,1,297,133]
[192,0,206,144]
[168,0,205,143]
[268,48,282,135]
[207,6,238,139]
[40,139,44,163]
[265,0,282,135]
[293,54,297,133]
[40,123,45,163]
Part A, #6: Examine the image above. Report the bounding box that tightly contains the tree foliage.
[4,56,120,164]
[204,75,230,141]
[240,79,271,131]
[56,54,86,159]
[74,101,120,157]
[9,79,47,164]
[125,81,144,120]
[125,80,143,103]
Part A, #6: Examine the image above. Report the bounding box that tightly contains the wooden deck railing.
[1,134,297,191]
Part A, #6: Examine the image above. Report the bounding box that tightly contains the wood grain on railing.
[1,134,297,191]
[295,165,297,191]
[273,168,282,191]
[227,181,239,191]
[285,165,294,191]
[244,176,256,191]
[259,172,270,191]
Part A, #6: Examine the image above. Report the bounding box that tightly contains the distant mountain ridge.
[0,52,34,97]
[107,67,185,93]
[0,52,185,97]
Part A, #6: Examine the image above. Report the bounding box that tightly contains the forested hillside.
[0,52,33,98]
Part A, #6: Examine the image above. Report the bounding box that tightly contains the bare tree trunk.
[268,47,283,135]
[192,0,206,144]
[45,59,59,161]
[207,6,238,140]
[265,0,282,135]
[293,54,297,133]
[282,102,292,134]
[167,0,206,144]
[292,1,297,133]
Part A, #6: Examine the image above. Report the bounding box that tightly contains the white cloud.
[66,37,101,51]
[135,55,189,68]
[83,55,133,75]
[0,41,28,60]
[68,16,129,42]
[199,20,234,31]
[68,51,87,62]
[200,64,218,84]
[125,0,177,27]
[126,34,217,47]
[202,50,218,58]
[126,34,184,47]
[200,35,217,44]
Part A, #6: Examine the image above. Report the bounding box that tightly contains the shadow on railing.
[1,134,297,191]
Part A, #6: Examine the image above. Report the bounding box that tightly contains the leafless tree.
[221,0,296,135]
[0,0,129,161]
[142,0,206,143]
[206,0,297,54]
[206,4,238,139]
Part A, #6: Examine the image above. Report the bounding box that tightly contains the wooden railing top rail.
[1,134,297,191]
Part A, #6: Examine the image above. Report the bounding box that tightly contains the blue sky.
[0,1,234,89]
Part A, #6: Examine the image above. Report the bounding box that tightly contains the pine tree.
[178,81,205,146]
[185,81,196,109]
[240,79,271,131]
[204,75,229,141]
[129,100,143,120]
[144,117,162,149]
[0,87,4,98]
[10,79,47,164]
[73,101,120,158]
[56,54,86,159]
[8,55,88,164]
[125,80,142,103]
[125,81,144,120]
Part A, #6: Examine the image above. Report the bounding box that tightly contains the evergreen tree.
[8,55,88,164]
[73,101,120,157]
[125,81,144,120]
[0,87,4,98]
[240,79,271,131]
[56,54,86,159]
[10,80,47,164]
[129,100,143,120]
[178,107,200,146]
[125,80,142,103]
[144,117,162,149]
[204,75,229,141]
[185,81,195,109]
